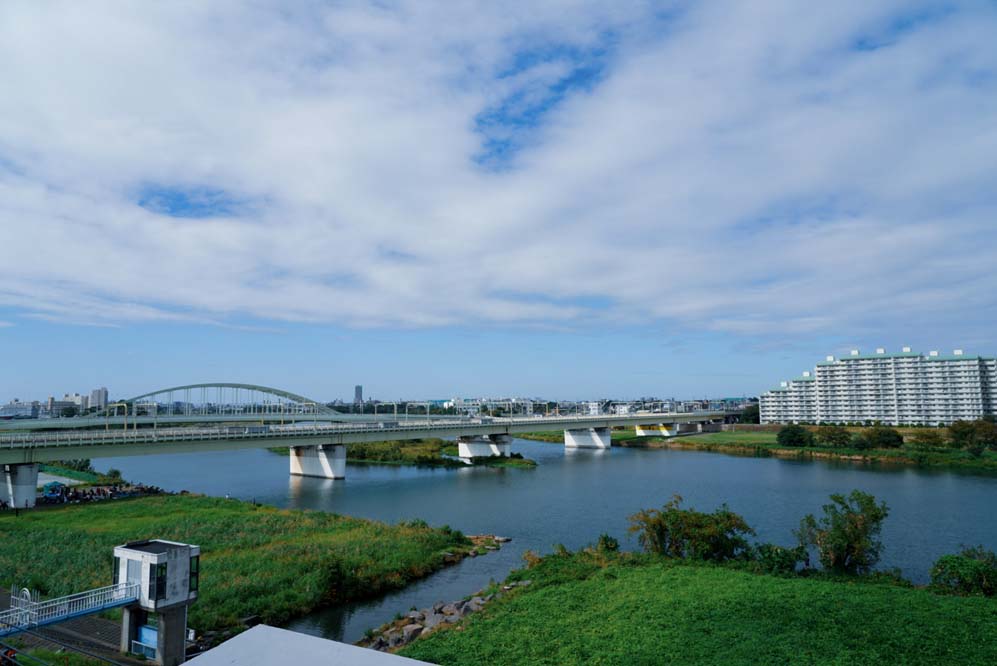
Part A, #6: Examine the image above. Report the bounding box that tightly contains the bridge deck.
[0,583,140,638]
[0,413,725,464]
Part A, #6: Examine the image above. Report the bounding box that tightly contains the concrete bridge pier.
[564,427,612,449]
[3,463,38,509]
[634,424,682,437]
[457,434,511,459]
[289,444,346,479]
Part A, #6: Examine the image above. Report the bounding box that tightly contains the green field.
[0,495,472,633]
[400,551,997,665]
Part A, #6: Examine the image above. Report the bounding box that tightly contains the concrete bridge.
[0,383,723,508]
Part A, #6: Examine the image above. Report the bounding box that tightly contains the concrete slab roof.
[185,625,430,666]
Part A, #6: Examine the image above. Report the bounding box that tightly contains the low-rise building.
[0,399,38,418]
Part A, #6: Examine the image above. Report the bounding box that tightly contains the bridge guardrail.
[0,413,724,451]
[0,582,140,637]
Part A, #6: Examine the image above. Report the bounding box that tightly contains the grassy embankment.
[518,429,997,472]
[400,550,997,665]
[38,463,123,485]
[271,438,536,469]
[0,495,473,634]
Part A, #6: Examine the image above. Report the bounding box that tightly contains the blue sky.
[1,1,996,402]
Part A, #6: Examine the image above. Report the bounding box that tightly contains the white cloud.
[0,1,995,341]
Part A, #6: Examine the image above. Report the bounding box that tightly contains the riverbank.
[0,495,478,638]
[271,438,537,469]
[517,430,997,472]
[399,550,997,665]
[620,430,997,472]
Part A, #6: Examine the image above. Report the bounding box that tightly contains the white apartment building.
[760,347,997,426]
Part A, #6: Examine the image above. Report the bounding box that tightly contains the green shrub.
[931,546,997,596]
[851,433,872,450]
[595,534,620,553]
[752,543,807,575]
[629,495,755,562]
[795,490,889,575]
[907,430,945,451]
[856,426,903,450]
[815,425,851,448]
[777,425,813,448]
[949,420,997,451]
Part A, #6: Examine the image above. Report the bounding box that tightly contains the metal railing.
[0,412,725,452]
[0,582,140,637]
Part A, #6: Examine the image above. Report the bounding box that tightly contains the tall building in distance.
[90,386,109,411]
[760,347,997,426]
[354,385,363,407]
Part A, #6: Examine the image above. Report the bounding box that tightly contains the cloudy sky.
[1,1,995,400]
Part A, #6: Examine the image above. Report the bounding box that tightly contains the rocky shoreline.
[358,535,527,652]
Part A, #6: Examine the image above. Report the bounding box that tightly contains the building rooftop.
[186,625,430,665]
[118,539,192,555]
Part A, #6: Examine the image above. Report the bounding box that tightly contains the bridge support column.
[120,605,140,654]
[3,463,38,509]
[457,434,511,459]
[564,427,612,449]
[634,424,681,437]
[289,444,346,479]
[156,605,189,666]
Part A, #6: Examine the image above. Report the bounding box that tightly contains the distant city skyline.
[1,3,995,400]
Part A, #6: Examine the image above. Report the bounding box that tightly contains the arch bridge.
[114,383,335,418]
[0,382,726,509]
[0,383,386,432]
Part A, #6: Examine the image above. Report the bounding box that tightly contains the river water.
[95,439,997,643]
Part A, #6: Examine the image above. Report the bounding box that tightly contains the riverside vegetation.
[400,491,997,665]
[271,438,536,468]
[0,495,477,635]
[520,418,997,472]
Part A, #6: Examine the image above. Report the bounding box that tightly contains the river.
[95,438,997,643]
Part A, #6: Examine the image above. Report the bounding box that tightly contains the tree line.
[775,418,997,457]
[626,491,996,596]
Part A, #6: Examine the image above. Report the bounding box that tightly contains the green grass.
[514,431,564,443]
[9,646,104,665]
[38,463,127,486]
[0,495,472,633]
[400,552,997,665]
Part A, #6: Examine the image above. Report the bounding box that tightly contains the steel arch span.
[114,383,336,418]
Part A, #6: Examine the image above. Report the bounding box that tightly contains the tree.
[740,404,760,424]
[56,459,93,472]
[777,424,813,448]
[856,425,904,450]
[972,420,997,450]
[931,546,997,596]
[815,425,851,448]
[795,490,890,575]
[908,429,945,450]
[60,405,78,418]
[628,495,755,562]
[947,419,997,453]
[948,420,976,448]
